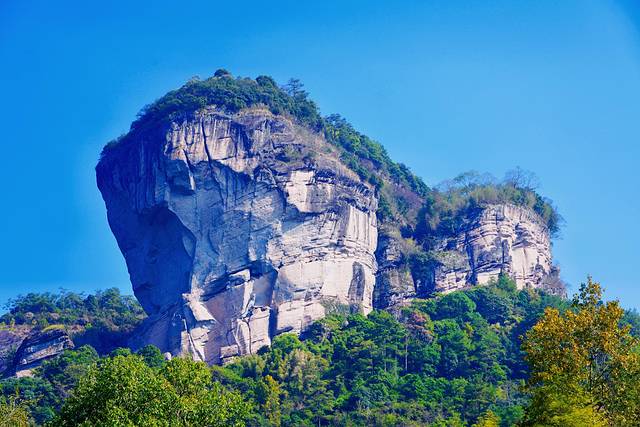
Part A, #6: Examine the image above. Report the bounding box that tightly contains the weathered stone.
[373,231,416,307]
[98,106,560,364]
[432,204,555,293]
[97,108,378,364]
[12,328,74,377]
[0,327,30,376]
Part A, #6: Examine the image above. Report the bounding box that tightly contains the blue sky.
[1,0,639,309]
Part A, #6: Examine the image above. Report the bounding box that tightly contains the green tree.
[473,410,500,427]
[52,353,249,426]
[0,394,31,427]
[137,345,165,369]
[521,277,640,426]
[38,345,99,398]
[258,375,282,427]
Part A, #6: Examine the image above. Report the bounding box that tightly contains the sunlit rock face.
[97,105,560,364]
[431,204,554,293]
[97,108,378,364]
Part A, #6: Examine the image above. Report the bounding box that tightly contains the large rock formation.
[97,108,378,364]
[98,95,560,363]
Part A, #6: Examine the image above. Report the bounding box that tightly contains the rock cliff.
[97,108,378,364]
[97,74,562,363]
[0,328,30,375]
[430,204,555,293]
[12,328,74,377]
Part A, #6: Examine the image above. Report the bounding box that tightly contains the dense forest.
[2,276,639,426]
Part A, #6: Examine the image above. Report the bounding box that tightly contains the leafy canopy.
[52,353,249,427]
[521,277,640,426]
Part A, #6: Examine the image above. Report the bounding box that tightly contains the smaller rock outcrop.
[0,328,30,375]
[12,328,74,377]
[432,204,554,293]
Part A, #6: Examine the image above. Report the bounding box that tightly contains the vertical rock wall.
[432,204,554,293]
[97,108,378,364]
[98,107,558,364]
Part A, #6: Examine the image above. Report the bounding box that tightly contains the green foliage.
[125,71,323,138]
[1,288,144,331]
[416,170,562,243]
[38,346,99,398]
[1,288,145,354]
[137,345,166,369]
[0,376,58,424]
[4,283,640,426]
[473,410,500,427]
[0,346,100,424]
[213,283,567,426]
[323,114,429,198]
[52,353,249,426]
[521,277,640,426]
[0,394,31,427]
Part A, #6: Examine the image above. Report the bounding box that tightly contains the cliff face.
[431,204,554,293]
[98,102,559,364]
[12,328,74,377]
[0,327,30,375]
[97,108,378,364]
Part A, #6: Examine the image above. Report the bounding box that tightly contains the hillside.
[3,278,639,426]
[0,289,145,376]
[0,278,565,425]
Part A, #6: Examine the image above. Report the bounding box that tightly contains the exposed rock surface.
[431,204,553,293]
[0,327,30,375]
[98,106,559,364]
[12,328,74,377]
[373,231,416,308]
[97,108,378,364]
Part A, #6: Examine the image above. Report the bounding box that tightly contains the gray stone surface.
[97,108,378,364]
[98,107,558,364]
[432,204,554,293]
[12,328,74,377]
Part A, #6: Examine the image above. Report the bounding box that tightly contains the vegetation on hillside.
[416,170,563,243]
[5,277,637,426]
[129,71,323,133]
[52,351,249,426]
[1,288,144,330]
[0,288,145,355]
[215,275,566,426]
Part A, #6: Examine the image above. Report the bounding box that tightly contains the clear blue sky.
[1,0,639,309]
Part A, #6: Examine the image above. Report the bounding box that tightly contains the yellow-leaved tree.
[521,277,640,426]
